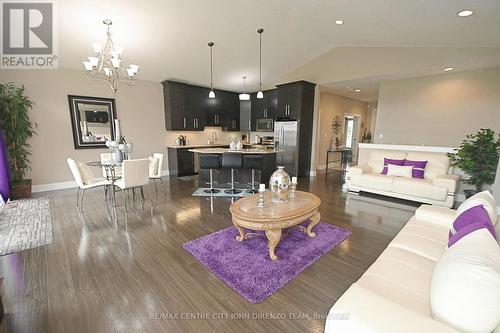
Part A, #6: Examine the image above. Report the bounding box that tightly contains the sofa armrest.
[348,164,372,175]
[415,204,456,228]
[433,174,460,193]
[325,283,459,333]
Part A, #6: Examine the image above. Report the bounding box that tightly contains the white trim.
[33,180,77,193]
[33,170,170,193]
[358,143,457,154]
[309,170,317,177]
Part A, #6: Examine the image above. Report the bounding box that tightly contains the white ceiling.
[57,0,500,92]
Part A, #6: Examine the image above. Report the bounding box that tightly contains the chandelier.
[82,19,139,93]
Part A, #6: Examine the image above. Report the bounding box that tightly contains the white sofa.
[347,150,460,207]
[325,204,500,333]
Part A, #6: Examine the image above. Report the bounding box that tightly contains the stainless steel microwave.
[256,118,273,132]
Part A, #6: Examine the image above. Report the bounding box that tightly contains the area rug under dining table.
[183,221,351,303]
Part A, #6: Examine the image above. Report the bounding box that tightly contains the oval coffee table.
[230,190,321,261]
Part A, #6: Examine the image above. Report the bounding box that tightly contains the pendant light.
[239,76,250,100]
[256,28,264,99]
[208,41,215,98]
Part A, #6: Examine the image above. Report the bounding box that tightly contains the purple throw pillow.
[450,204,493,235]
[448,205,496,247]
[403,159,427,179]
[381,158,405,175]
[448,221,496,247]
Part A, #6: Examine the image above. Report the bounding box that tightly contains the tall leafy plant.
[0,83,36,183]
[448,129,500,193]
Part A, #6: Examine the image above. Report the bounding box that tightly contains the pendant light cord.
[209,42,214,90]
[258,28,263,91]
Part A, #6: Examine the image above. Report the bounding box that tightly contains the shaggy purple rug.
[183,221,351,303]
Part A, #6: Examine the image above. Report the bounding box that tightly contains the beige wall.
[1,68,169,187]
[375,67,500,146]
[0,68,243,188]
[316,92,370,168]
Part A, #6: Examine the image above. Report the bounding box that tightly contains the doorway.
[344,115,360,163]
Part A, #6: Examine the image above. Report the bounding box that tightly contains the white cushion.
[431,228,500,333]
[367,150,407,174]
[415,205,457,229]
[457,190,497,226]
[77,161,95,185]
[349,174,395,192]
[386,164,413,178]
[149,156,159,177]
[406,152,450,180]
[392,177,448,201]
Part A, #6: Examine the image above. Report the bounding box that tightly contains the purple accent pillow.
[448,205,496,247]
[381,158,405,175]
[403,159,427,179]
[448,221,496,247]
[450,204,493,236]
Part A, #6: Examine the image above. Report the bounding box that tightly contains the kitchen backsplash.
[166,127,242,146]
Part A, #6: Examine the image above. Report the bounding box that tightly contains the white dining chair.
[149,153,166,195]
[113,158,151,212]
[67,158,111,211]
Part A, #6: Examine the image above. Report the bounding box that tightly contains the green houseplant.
[448,129,500,197]
[0,83,36,198]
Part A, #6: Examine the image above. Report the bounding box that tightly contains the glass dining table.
[87,160,122,207]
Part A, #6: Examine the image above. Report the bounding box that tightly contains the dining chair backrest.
[151,153,164,177]
[67,158,84,188]
[121,158,149,188]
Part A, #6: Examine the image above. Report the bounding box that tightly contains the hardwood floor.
[0,171,418,333]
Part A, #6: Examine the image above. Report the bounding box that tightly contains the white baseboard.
[32,180,77,193]
[33,170,171,193]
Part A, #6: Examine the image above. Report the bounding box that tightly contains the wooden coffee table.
[230,191,321,261]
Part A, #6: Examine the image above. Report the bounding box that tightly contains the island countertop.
[189,148,279,154]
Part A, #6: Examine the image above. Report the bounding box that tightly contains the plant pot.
[9,179,32,199]
[463,189,477,199]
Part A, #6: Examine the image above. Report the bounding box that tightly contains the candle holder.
[257,184,266,208]
[288,177,298,200]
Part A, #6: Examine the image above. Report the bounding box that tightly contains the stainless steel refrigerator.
[274,120,299,177]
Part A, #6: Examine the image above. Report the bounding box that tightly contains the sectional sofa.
[325,191,500,333]
[347,148,460,207]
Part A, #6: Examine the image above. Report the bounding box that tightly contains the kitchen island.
[189,148,278,188]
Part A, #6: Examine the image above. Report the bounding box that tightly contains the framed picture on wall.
[68,95,117,149]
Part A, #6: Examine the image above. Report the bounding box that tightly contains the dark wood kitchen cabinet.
[276,81,314,121]
[248,89,277,131]
[163,80,240,131]
[167,147,195,176]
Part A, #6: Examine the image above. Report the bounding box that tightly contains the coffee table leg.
[265,229,282,261]
[307,212,321,237]
[234,221,246,241]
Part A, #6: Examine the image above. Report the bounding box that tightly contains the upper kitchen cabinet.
[222,91,240,131]
[163,80,205,131]
[277,81,315,120]
[264,89,277,119]
[251,89,277,120]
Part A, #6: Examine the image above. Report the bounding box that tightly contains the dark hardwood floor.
[0,171,418,333]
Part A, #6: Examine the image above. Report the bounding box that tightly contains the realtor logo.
[1,0,57,68]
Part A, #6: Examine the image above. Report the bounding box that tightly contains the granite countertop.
[167,143,230,149]
[188,148,279,154]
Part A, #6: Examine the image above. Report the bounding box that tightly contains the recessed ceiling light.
[457,10,474,17]
[443,67,454,71]
[354,89,361,92]
[333,19,344,25]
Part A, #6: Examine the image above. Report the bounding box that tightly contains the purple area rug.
[183,222,351,303]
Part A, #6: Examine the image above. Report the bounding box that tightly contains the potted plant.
[448,129,500,198]
[0,83,36,199]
